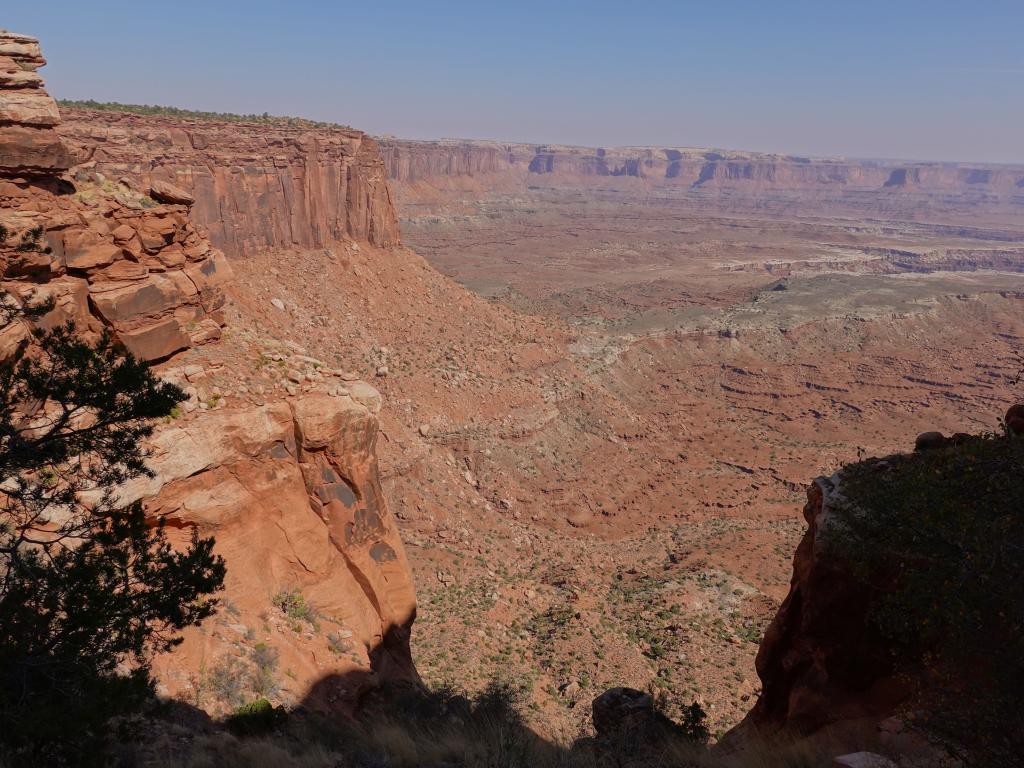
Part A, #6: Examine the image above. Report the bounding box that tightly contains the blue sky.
[7,1,1024,162]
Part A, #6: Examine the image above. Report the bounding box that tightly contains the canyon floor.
[205,170,1024,740]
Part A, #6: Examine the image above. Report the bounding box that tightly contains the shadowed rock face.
[1,30,417,712]
[738,476,904,736]
[58,109,401,254]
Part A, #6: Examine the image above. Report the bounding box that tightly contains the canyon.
[3,26,1024,765]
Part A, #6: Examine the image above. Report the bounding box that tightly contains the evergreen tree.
[0,293,226,766]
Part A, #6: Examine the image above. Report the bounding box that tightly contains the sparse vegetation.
[58,99,353,131]
[272,588,320,630]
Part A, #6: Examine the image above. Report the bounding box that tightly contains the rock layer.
[59,109,400,254]
[0,30,72,174]
[380,138,1024,200]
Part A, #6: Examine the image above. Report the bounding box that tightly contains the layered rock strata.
[379,138,1024,197]
[0,31,71,174]
[0,32,229,363]
[59,109,401,254]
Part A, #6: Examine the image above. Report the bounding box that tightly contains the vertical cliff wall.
[58,110,401,254]
[378,138,1024,199]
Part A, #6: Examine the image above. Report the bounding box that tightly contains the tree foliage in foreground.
[0,302,226,766]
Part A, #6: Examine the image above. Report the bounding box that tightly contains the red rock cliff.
[1,31,416,712]
[58,109,401,254]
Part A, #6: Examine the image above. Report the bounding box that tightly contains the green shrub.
[225,697,285,737]
[271,589,319,629]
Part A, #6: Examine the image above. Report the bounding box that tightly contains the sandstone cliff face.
[119,389,417,705]
[0,32,230,364]
[0,31,72,175]
[1,32,416,710]
[58,110,401,254]
[380,138,1024,198]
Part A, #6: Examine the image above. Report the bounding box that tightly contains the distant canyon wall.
[58,109,401,255]
[380,138,1024,199]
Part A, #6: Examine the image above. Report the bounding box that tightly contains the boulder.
[914,431,946,451]
[61,229,121,270]
[348,380,383,415]
[117,317,190,361]
[592,687,654,736]
[89,274,185,324]
[290,393,373,453]
[149,178,195,206]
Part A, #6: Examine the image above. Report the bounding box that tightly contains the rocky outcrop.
[0,37,229,362]
[58,109,401,254]
[120,389,417,703]
[0,31,72,174]
[740,475,903,735]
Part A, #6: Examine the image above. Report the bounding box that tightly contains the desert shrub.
[272,588,319,629]
[225,698,286,737]
[249,643,280,698]
[829,430,1024,762]
[209,657,248,708]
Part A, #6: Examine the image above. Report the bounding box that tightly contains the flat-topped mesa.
[0,30,72,174]
[58,108,401,254]
[379,137,1024,198]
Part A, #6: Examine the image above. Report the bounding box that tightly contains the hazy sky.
[7,1,1024,163]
